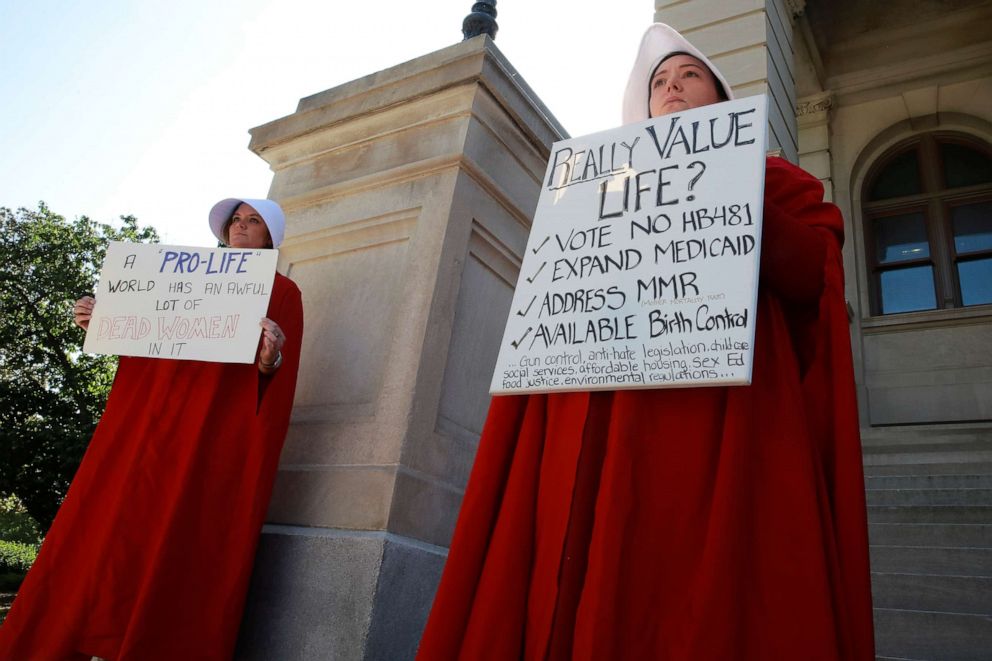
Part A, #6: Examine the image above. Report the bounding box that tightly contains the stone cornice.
[249,36,567,156]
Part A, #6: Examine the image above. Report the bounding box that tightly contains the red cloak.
[417,158,875,660]
[0,272,303,660]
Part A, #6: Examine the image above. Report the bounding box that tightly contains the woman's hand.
[73,296,95,330]
[258,317,285,374]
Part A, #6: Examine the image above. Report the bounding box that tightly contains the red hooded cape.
[0,272,303,661]
[418,158,874,660]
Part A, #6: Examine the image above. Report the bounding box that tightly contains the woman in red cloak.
[417,24,874,660]
[0,198,303,660]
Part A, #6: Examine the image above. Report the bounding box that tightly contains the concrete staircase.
[863,424,992,661]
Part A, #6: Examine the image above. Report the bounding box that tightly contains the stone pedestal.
[234,36,564,660]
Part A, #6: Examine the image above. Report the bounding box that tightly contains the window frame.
[862,132,992,316]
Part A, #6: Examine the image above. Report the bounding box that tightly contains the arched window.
[863,133,992,315]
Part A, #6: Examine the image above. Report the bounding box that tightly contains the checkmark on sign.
[532,236,550,254]
[526,262,546,283]
[511,327,533,349]
[516,295,537,317]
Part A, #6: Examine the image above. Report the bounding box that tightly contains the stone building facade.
[235,2,992,658]
[656,0,992,425]
[654,2,992,656]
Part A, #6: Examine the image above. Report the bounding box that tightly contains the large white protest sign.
[83,242,279,363]
[491,95,768,394]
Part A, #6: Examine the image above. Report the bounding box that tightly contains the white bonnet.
[208,198,285,248]
[622,23,734,125]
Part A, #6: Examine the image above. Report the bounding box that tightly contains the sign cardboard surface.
[491,95,768,394]
[83,242,279,363]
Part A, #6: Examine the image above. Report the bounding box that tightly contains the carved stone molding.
[784,0,807,19]
[796,93,833,123]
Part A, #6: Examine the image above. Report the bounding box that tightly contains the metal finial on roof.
[462,1,498,41]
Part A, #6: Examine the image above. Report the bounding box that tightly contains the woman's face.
[648,54,722,118]
[226,203,272,249]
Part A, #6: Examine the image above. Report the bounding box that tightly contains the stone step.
[869,523,992,548]
[871,572,992,615]
[863,426,992,659]
[865,462,992,477]
[862,432,992,449]
[869,505,992,524]
[874,607,992,661]
[863,449,992,466]
[867,474,992,490]
[870,545,992,576]
[866,488,992,507]
[861,424,992,447]
[864,439,992,456]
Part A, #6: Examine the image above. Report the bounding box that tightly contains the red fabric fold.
[417,158,874,660]
[0,273,304,661]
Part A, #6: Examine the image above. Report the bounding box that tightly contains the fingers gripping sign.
[74,296,96,330]
[258,317,284,373]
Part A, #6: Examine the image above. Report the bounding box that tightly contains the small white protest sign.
[83,242,279,363]
[491,95,768,394]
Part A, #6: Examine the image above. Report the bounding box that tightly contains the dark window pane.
[958,257,992,306]
[951,201,992,254]
[869,149,922,200]
[942,142,992,188]
[874,212,930,263]
[880,266,937,314]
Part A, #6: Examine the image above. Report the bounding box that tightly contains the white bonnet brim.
[208,198,285,248]
[622,23,734,125]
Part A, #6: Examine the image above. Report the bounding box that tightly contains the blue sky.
[1,1,647,245]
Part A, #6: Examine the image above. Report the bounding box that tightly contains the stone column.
[655,0,801,162]
[796,92,835,201]
[235,36,565,660]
